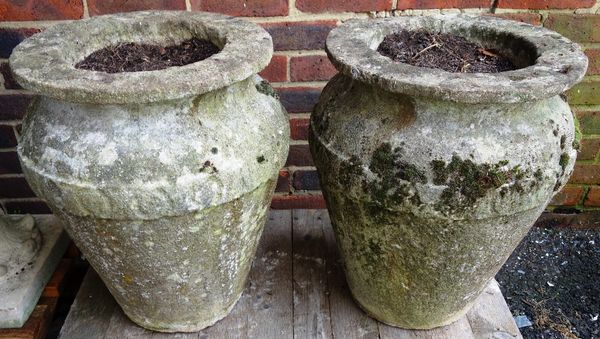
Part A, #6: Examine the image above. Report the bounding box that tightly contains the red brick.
[4,200,51,214]
[567,80,600,105]
[276,170,291,193]
[584,49,600,75]
[277,87,321,113]
[88,0,185,15]
[259,55,288,83]
[487,13,542,26]
[578,138,600,160]
[569,164,600,184]
[0,0,82,21]
[576,111,600,135]
[293,170,320,190]
[262,21,337,51]
[545,14,600,43]
[0,28,40,59]
[549,186,584,206]
[0,151,21,174]
[1,62,20,89]
[286,144,314,166]
[534,211,600,229]
[296,0,391,13]
[498,0,595,9]
[584,186,600,206]
[0,92,34,121]
[0,177,35,198]
[397,0,489,9]
[0,125,17,148]
[290,55,337,82]
[271,193,326,209]
[191,0,288,16]
[290,118,310,140]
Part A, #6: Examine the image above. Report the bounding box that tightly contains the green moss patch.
[430,156,533,212]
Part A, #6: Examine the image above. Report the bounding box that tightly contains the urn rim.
[325,14,588,104]
[9,11,273,104]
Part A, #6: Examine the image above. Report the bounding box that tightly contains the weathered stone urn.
[10,11,289,332]
[309,15,587,329]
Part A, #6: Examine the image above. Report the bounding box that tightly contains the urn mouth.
[326,15,588,104]
[9,11,273,104]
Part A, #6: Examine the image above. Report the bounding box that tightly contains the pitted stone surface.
[11,11,289,332]
[326,14,588,103]
[18,76,289,220]
[310,15,586,329]
[9,11,273,104]
[0,216,69,328]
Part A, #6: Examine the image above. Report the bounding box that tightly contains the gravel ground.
[496,227,600,339]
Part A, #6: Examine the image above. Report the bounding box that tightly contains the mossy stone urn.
[309,15,587,329]
[9,11,289,332]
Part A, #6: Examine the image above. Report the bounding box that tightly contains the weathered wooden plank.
[246,209,294,339]
[200,209,293,339]
[58,210,520,339]
[292,209,333,339]
[59,269,119,339]
[466,280,522,339]
[379,316,475,339]
[322,212,380,339]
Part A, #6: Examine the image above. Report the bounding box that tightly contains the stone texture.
[310,15,586,329]
[326,15,588,104]
[10,11,289,332]
[9,11,274,105]
[0,215,69,328]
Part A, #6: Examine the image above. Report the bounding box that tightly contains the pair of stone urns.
[9,10,587,333]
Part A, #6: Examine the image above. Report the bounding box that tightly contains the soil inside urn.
[75,38,220,73]
[377,30,517,73]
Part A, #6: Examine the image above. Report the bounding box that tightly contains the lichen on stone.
[254,80,279,99]
[364,143,426,210]
[430,156,532,212]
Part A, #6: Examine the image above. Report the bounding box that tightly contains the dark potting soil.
[496,227,600,339]
[377,30,517,73]
[75,38,220,73]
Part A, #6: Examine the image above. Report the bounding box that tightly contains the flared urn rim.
[9,10,273,104]
[325,14,588,104]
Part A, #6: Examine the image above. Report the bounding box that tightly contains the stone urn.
[309,15,587,329]
[10,11,289,332]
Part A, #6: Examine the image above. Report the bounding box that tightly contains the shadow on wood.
[59,210,521,339]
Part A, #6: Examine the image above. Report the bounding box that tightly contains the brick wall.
[1,0,600,218]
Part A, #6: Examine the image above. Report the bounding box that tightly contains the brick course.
[87,0,185,15]
[1,0,600,213]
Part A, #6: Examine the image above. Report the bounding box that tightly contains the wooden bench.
[59,210,522,338]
